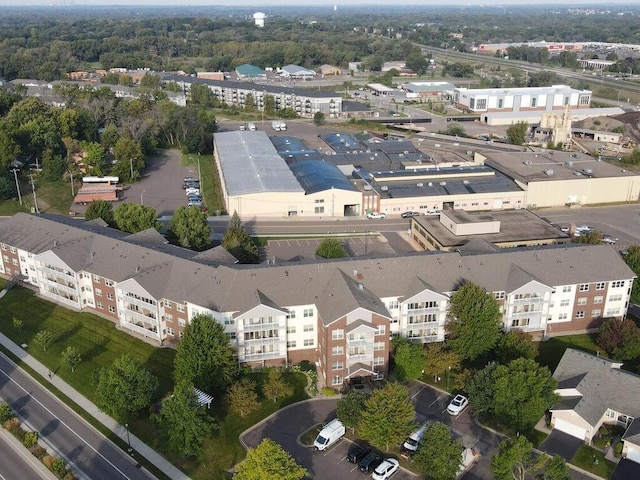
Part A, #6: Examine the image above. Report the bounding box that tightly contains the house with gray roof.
[550,349,640,464]
[0,213,635,388]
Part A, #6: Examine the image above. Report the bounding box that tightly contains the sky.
[2,0,640,5]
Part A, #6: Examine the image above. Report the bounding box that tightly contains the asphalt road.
[0,431,49,480]
[0,353,153,480]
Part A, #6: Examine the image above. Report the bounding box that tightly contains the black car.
[357,452,383,473]
[401,211,420,218]
[347,444,371,464]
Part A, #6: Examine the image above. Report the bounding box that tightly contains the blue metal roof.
[289,160,358,194]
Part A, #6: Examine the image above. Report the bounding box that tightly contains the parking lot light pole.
[447,366,451,391]
[141,190,145,206]
[125,423,132,452]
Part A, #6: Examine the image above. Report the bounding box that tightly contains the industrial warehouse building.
[0,213,634,387]
[213,130,640,218]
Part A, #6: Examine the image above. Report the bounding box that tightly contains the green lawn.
[572,445,617,479]
[0,178,73,217]
[183,152,226,215]
[536,334,600,371]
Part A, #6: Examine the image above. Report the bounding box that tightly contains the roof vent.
[428,182,433,187]
[136,266,140,273]
[53,240,58,247]
[439,181,447,186]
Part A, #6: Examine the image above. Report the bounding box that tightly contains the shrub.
[615,442,623,457]
[42,454,56,470]
[32,445,47,459]
[23,431,39,448]
[321,387,337,396]
[12,426,26,442]
[0,402,13,423]
[3,416,20,433]
[51,458,68,478]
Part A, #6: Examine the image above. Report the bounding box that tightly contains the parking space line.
[410,385,426,400]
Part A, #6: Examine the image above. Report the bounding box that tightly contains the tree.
[446,281,502,361]
[495,330,537,364]
[168,205,211,250]
[0,174,17,200]
[506,121,529,145]
[12,317,23,333]
[336,390,369,430]
[95,353,158,423]
[61,346,82,372]
[445,123,466,137]
[173,314,238,393]
[153,379,215,457]
[113,203,160,233]
[262,368,293,402]
[597,318,640,361]
[358,383,415,451]
[112,136,144,182]
[34,330,54,352]
[313,111,326,126]
[622,245,640,303]
[234,438,307,480]
[572,230,602,244]
[423,342,460,383]
[227,379,260,417]
[467,358,558,430]
[392,338,426,381]
[221,211,258,263]
[413,422,462,480]
[315,238,347,259]
[85,200,115,226]
[491,436,543,480]
[539,455,570,480]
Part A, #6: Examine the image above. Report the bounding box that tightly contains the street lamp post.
[125,423,132,452]
[447,366,451,391]
[140,190,145,206]
[10,168,22,205]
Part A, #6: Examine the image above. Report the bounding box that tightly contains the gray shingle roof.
[552,349,640,428]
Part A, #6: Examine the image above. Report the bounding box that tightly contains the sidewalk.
[0,331,190,480]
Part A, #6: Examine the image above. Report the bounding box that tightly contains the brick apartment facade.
[0,213,635,388]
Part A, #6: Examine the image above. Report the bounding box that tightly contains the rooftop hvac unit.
[439,181,447,186]
[567,161,573,167]
[381,185,389,191]
[463,180,470,185]
[417,183,424,187]
[545,169,554,176]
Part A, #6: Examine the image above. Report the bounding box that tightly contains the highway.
[0,353,153,480]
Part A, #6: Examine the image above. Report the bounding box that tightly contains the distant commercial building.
[403,81,455,100]
[279,65,316,79]
[235,64,267,79]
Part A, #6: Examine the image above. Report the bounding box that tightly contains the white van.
[401,422,429,456]
[248,122,256,131]
[313,419,345,451]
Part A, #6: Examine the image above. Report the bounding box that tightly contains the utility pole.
[10,168,22,205]
[69,172,75,197]
[27,174,39,214]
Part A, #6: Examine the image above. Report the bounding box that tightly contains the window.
[476,98,487,110]
[374,342,385,351]
[332,361,344,370]
[562,286,572,293]
[494,292,505,300]
[224,317,235,326]
[609,294,623,302]
[591,309,602,318]
[332,376,343,386]
[303,338,314,347]
[531,97,537,108]
[10,247,16,253]
[105,279,114,287]
[287,340,297,348]
[611,281,625,288]
[97,301,103,310]
[176,304,185,313]
[178,318,186,327]
[511,318,530,327]
[376,325,386,336]
[577,298,587,306]
[579,95,590,106]
[303,308,314,318]
[575,311,585,319]
[165,314,173,322]
[579,284,589,292]
[331,345,344,355]
[106,292,113,300]
[332,329,344,340]
[93,275,101,283]
[314,199,325,214]
[374,357,385,366]
[388,300,399,310]
[558,313,568,320]
[594,296,604,304]
[163,300,172,308]
[606,308,621,316]
[596,282,606,290]
[287,310,296,319]
[560,299,570,307]
[303,324,314,332]
[498,98,503,108]
[167,327,174,336]
[12,259,18,266]
[0,244,5,251]
[286,326,296,334]
[179,331,184,339]
[108,305,116,314]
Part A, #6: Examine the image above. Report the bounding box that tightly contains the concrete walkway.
[0,331,189,480]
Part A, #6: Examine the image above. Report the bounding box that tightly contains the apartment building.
[0,213,634,388]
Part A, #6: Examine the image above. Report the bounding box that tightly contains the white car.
[424,210,440,216]
[371,458,399,480]
[447,394,469,416]
[367,212,386,219]
[602,236,618,245]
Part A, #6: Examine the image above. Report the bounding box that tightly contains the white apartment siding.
[284,305,317,351]
[34,251,81,310]
[235,304,288,363]
[77,272,95,308]
[399,291,449,342]
[346,323,376,370]
[382,297,401,334]
[548,285,576,324]
[503,281,553,332]
[17,248,36,282]
[603,279,632,318]
[116,279,161,341]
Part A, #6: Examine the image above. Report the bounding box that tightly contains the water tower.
[253,12,266,28]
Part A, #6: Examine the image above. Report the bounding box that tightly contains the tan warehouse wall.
[525,177,640,208]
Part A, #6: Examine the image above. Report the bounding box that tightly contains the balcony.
[123,308,158,326]
[41,277,78,295]
[239,336,282,346]
[242,350,284,362]
[510,296,546,305]
[347,352,374,363]
[405,306,442,314]
[40,265,75,278]
[347,336,373,347]
[122,321,160,340]
[122,293,157,309]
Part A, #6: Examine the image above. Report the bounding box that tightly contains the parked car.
[424,210,440,216]
[367,212,386,219]
[358,452,383,473]
[401,211,420,218]
[346,444,371,464]
[372,458,400,480]
[185,188,200,196]
[401,422,430,456]
[447,394,469,416]
[313,419,345,451]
